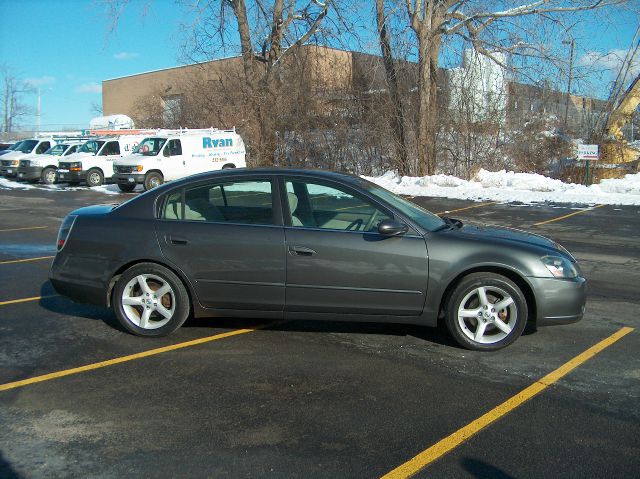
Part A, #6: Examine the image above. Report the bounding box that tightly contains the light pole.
[36,87,52,134]
[562,38,575,132]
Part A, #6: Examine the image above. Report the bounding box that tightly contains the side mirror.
[378,219,409,236]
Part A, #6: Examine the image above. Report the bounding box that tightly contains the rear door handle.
[168,236,189,245]
[288,245,316,256]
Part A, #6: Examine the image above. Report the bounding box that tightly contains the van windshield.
[9,141,23,151]
[133,137,167,156]
[78,140,105,154]
[16,140,38,153]
[45,144,68,156]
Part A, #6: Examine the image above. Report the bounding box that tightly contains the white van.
[112,128,246,192]
[57,134,148,187]
[0,137,56,178]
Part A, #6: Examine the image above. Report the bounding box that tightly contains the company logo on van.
[203,137,233,149]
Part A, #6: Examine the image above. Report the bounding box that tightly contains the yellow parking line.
[533,204,605,226]
[0,324,276,392]
[381,326,634,479]
[0,226,48,232]
[0,295,58,307]
[0,256,54,265]
[436,201,498,216]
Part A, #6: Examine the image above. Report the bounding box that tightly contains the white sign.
[577,144,599,161]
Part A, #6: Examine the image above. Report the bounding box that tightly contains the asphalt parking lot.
[0,183,638,478]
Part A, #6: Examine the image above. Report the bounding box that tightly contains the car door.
[282,177,428,316]
[161,139,184,181]
[154,176,286,311]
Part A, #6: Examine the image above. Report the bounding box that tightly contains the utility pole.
[36,87,41,134]
[563,39,575,132]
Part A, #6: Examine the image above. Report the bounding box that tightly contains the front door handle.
[288,245,316,256]
[168,236,189,245]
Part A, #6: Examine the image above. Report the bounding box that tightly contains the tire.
[222,164,235,169]
[117,183,136,193]
[41,167,57,185]
[86,168,104,187]
[144,172,163,191]
[113,263,190,337]
[445,273,528,351]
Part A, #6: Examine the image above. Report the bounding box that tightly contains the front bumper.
[530,276,587,325]
[113,173,145,184]
[17,166,43,181]
[57,169,86,182]
[0,165,18,177]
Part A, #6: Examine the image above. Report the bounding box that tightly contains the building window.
[162,94,183,127]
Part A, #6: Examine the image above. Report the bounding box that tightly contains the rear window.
[162,180,274,225]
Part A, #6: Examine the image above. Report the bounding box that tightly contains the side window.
[285,180,390,232]
[65,145,78,155]
[162,180,274,225]
[36,142,50,154]
[169,139,182,156]
[101,141,120,156]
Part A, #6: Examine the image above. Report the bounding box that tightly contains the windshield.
[78,140,105,154]
[16,140,38,153]
[362,181,446,232]
[133,137,167,156]
[8,141,23,151]
[45,144,68,156]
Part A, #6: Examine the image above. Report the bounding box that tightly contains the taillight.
[56,215,77,251]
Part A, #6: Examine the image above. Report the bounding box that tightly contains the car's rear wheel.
[113,263,190,337]
[117,183,136,192]
[445,273,527,351]
[86,168,104,187]
[41,167,57,185]
[144,172,163,190]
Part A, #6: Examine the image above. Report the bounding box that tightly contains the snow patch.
[364,169,640,206]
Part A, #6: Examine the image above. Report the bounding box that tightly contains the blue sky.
[0,1,638,132]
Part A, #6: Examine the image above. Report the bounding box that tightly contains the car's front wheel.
[144,172,163,190]
[86,168,104,187]
[113,263,190,337]
[41,167,57,185]
[445,273,528,351]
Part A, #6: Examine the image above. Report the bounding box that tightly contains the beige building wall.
[102,56,245,120]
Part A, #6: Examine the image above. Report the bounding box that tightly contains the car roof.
[172,167,363,186]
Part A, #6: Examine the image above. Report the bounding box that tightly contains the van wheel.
[118,183,136,193]
[86,168,104,187]
[222,164,235,169]
[41,167,57,185]
[144,172,163,191]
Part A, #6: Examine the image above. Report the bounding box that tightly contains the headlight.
[135,165,143,172]
[11,160,19,166]
[542,255,578,278]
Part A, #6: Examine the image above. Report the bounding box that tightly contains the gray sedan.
[49,169,586,351]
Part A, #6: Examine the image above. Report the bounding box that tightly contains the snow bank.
[364,169,640,205]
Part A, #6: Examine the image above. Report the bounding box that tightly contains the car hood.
[115,154,153,165]
[1,151,28,160]
[61,152,95,162]
[448,223,573,259]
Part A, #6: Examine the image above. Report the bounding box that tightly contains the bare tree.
[375,0,626,176]
[1,67,33,133]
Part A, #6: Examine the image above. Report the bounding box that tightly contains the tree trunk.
[376,0,410,176]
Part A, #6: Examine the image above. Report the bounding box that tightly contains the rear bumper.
[530,276,587,325]
[17,166,43,181]
[49,254,109,307]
